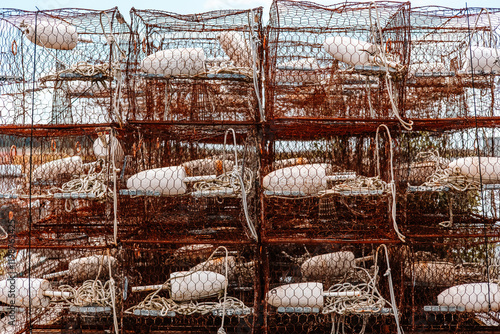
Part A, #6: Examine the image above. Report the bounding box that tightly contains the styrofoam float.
[323,36,399,68]
[465,47,500,73]
[132,270,227,302]
[267,282,360,309]
[301,251,356,280]
[43,255,117,282]
[404,261,455,285]
[190,256,237,280]
[0,278,71,308]
[33,156,82,180]
[127,166,217,195]
[93,134,124,166]
[448,157,500,184]
[25,19,78,50]
[263,163,354,195]
[140,48,206,77]
[218,31,252,68]
[438,283,500,312]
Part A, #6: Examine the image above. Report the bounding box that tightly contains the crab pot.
[128,7,263,123]
[0,8,131,126]
[119,126,258,243]
[122,244,257,332]
[262,133,394,241]
[405,7,500,119]
[266,0,410,120]
[399,239,500,330]
[264,243,401,334]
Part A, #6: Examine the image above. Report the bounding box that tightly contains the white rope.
[370,2,413,131]
[249,9,265,122]
[376,125,405,242]
[40,62,115,82]
[125,246,251,322]
[108,249,119,334]
[0,225,8,240]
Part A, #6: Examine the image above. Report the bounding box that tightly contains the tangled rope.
[40,62,116,82]
[318,175,388,196]
[421,167,480,191]
[192,166,253,197]
[56,279,114,307]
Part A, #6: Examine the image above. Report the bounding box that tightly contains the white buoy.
[25,19,78,50]
[131,270,227,302]
[33,156,82,180]
[438,283,500,312]
[324,36,377,67]
[301,251,356,280]
[190,256,237,280]
[267,282,361,309]
[93,134,124,166]
[465,47,500,73]
[43,255,117,282]
[181,158,234,176]
[263,163,355,195]
[140,48,206,77]
[405,261,455,286]
[0,278,71,308]
[127,166,216,195]
[217,31,252,68]
[448,157,500,184]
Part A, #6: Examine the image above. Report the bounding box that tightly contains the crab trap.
[127,7,263,123]
[0,8,131,126]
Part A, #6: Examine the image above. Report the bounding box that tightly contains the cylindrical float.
[267,282,360,309]
[93,134,124,166]
[465,47,500,73]
[25,19,78,50]
[33,156,82,180]
[437,283,500,312]
[127,166,216,195]
[404,261,455,286]
[263,163,349,195]
[43,255,117,282]
[323,36,375,67]
[0,278,68,308]
[190,256,237,280]
[448,157,500,184]
[140,48,206,77]
[217,31,252,68]
[301,251,355,280]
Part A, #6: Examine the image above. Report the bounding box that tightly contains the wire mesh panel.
[400,240,500,331]
[119,125,259,243]
[0,8,130,126]
[266,0,410,124]
[128,7,263,123]
[405,7,500,119]
[122,244,256,333]
[398,127,500,237]
[264,243,402,334]
[0,246,120,333]
[262,131,401,241]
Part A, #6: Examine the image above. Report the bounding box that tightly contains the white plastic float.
[33,156,82,180]
[93,134,124,166]
[25,19,78,50]
[43,255,116,282]
[448,157,500,184]
[464,47,500,73]
[404,261,455,285]
[263,163,355,195]
[0,278,71,308]
[301,251,364,280]
[323,36,399,68]
[267,282,360,309]
[217,31,252,68]
[140,48,206,77]
[438,283,500,312]
[132,270,227,302]
[127,166,217,195]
